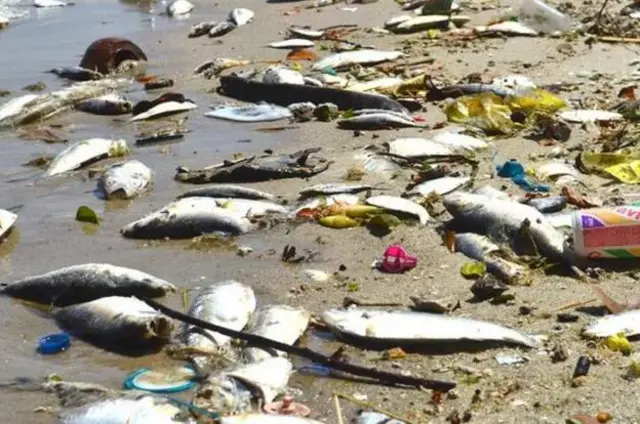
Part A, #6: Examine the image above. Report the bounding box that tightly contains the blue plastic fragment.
[496,159,550,192]
[38,333,71,355]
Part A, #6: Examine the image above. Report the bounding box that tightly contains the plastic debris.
[497,159,550,192]
[603,332,633,355]
[460,261,487,278]
[380,244,417,273]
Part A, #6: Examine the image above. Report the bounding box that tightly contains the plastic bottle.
[517,0,571,33]
[571,206,640,259]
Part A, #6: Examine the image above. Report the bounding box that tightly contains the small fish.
[338,113,423,130]
[76,93,132,115]
[584,309,640,338]
[355,151,400,175]
[443,192,566,260]
[120,197,256,239]
[167,0,193,16]
[454,233,528,283]
[177,184,277,201]
[183,281,256,374]
[386,137,455,158]
[54,296,174,343]
[299,183,373,197]
[194,58,251,78]
[220,414,323,424]
[409,176,470,197]
[213,198,288,218]
[524,196,567,214]
[536,162,579,181]
[322,308,538,348]
[476,20,538,36]
[267,39,315,49]
[229,8,254,26]
[205,104,292,122]
[357,411,405,424]
[45,138,129,177]
[0,94,39,123]
[560,109,624,123]
[346,77,404,93]
[294,194,360,216]
[384,14,412,29]
[366,195,430,225]
[263,66,305,85]
[34,0,69,7]
[189,21,216,38]
[48,66,103,82]
[99,159,153,199]
[209,21,237,38]
[473,185,510,200]
[0,263,176,306]
[130,93,197,122]
[0,209,17,240]
[312,50,405,71]
[244,304,310,363]
[430,131,488,151]
[392,15,470,33]
[288,26,324,39]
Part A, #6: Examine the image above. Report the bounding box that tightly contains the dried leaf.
[561,186,600,209]
[618,85,638,100]
[591,286,626,314]
[445,230,456,253]
[136,74,159,83]
[286,49,318,61]
[382,347,407,360]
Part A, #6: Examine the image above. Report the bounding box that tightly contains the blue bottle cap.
[123,365,197,394]
[38,333,71,355]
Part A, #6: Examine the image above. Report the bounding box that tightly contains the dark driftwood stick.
[143,298,457,392]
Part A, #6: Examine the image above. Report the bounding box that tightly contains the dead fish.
[357,411,405,424]
[386,137,455,158]
[338,113,423,130]
[189,21,216,38]
[167,0,193,16]
[99,159,153,199]
[45,138,129,177]
[322,308,538,348]
[130,93,197,122]
[34,0,70,7]
[229,8,254,26]
[584,309,640,338]
[346,77,404,93]
[209,21,237,38]
[263,66,305,85]
[524,196,567,214]
[54,296,174,343]
[267,39,315,49]
[443,192,566,260]
[384,14,412,29]
[0,209,18,240]
[0,263,176,306]
[120,197,256,239]
[357,151,401,175]
[392,15,470,33]
[244,304,310,363]
[194,357,292,416]
[49,66,103,82]
[76,93,132,115]
[299,183,373,197]
[559,109,623,123]
[409,176,470,197]
[430,131,488,151]
[366,195,430,225]
[212,198,288,218]
[220,416,323,424]
[294,194,360,215]
[177,184,277,201]
[0,94,39,123]
[312,50,405,71]
[476,20,538,36]
[473,185,510,200]
[454,233,528,283]
[288,26,324,39]
[194,58,251,78]
[184,281,256,374]
[205,103,293,122]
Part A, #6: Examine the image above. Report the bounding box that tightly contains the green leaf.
[460,261,486,279]
[76,206,100,224]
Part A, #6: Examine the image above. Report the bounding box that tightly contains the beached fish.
[221,415,323,424]
[443,192,566,260]
[524,196,567,214]
[194,58,251,78]
[229,8,254,26]
[244,305,310,363]
[189,21,216,38]
[560,109,624,123]
[356,151,400,175]
[76,93,132,115]
[34,0,69,7]
[0,263,176,306]
[268,39,315,49]
[49,66,103,82]
[167,0,193,16]
[346,77,404,93]
[121,197,256,239]
[177,184,277,201]
[183,281,256,373]
[55,296,174,343]
[322,308,538,348]
[384,14,412,29]
[0,94,39,123]
[0,209,17,241]
[357,411,405,424]
[366,195,429,225]
[476,20,538,36]
[312,50,405,71]
[99,159,153,199]
[338,113,422,130]
[584,309,640,338]
[386,137,455,158]
[211,198,288,218]
[392,15,470,33]
[209,21,237,38]
[45,138,129,177]
[130,94,197,122]
[263,66,305,85]
[299,183,373,197]
[288,26,324,39]
[473,185,510,200]
[294,194,360,215]
[194,357,292,415]
[409,176,470,197]
[431,131,488,151]
[205,104,292,122]
[454,233,528,283]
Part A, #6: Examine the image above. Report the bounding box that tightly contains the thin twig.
[593,0,611,35]
[334,395,345,424]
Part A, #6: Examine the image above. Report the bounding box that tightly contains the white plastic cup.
[517,0,571,33]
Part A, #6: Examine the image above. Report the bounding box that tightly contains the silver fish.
[44,138,129,177]
[338,113,423,130]
[244,304,310,363]
[120,197,256,239]
[99,159,153,199]
[263,66,305,85]
[167,0,193,16]
[473,185,510,200]
[366,195,430,225]
[76,93,132,115]
[209,21,237,38]
[194,58,251,78]
[54,296,174,343]
[355,151,400,176]
[0,263,176,306]
[189,21,216,38]
[357,411,405,424]
[443,192,566,259]
[384,14,412,29]
[288,26,324,39]
[408,176,470,197]
[322,308,538,348]
[430,131,488,151]
[294,194,360,216]
[229,8,254,26]
[0,208,17,240]
[352,109,412,119]
[386,138,455,158]
[49,66,103,82]
[267,39,315,49]
[221,415,323,424]
[312,50,405,71]
[34,0,69,8]
[130,100,197,122]
[194,357,292,415]
[0,94,39,123]
[392,15,470,33]
[177,184,276,201]
[205,104,292,122]
[209,198,288,218]
[454,233,528,283]
[584,310,640,338]
[299,183,373,197]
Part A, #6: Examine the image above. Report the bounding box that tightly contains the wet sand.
[1,0,640,422]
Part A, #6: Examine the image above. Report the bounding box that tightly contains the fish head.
[147,315,175,340]
[193,376,252,416]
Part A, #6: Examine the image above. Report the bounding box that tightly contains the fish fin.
[591,285,626,314]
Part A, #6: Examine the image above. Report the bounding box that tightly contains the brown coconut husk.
[79,37,147,75]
